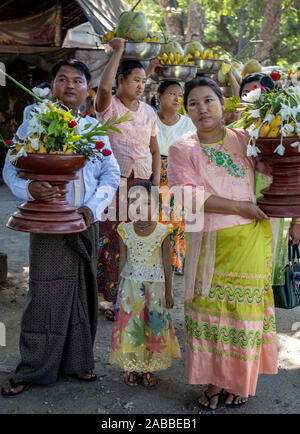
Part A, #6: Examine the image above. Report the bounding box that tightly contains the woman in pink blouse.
[167,77,283,410]
[94,38,161,319]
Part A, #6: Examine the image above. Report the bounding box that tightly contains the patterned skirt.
[110,279,181,372]
[97,176,145,302]
[159,156,185,274]
[184,220,278,397]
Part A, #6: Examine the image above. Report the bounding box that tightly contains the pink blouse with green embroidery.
[168,127,257,232]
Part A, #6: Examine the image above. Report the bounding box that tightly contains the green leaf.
[48,120,58,135]
[108,126,122,134]
[82,123,92,130]
[114,112,132,124]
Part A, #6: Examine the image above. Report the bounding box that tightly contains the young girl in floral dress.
[109,180,181,387]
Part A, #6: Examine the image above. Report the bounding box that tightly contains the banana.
[25,141,35,153]
[162,53,168,62]
[259,123,271,137]
[270,115,282,130]
[39,141,47,153]
[175,53,181,64]
[263,108,271,120]
[214,53,219,59]
[168,53,174,63]
[62,144,74,154]
[267,127,280,137]
[209,50,214,59]
[253,118,263,129]
[194,50,200,59]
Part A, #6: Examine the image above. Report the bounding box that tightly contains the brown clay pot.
[7,153,88,234]
[256,136,300,217]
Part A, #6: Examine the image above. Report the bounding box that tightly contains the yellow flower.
[47,102,55,111]
[178,97,184,108]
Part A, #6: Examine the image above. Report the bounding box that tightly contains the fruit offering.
[115,11,148,42]
[197,49,220,60]
[184,38,204,58]
[102,28,116,42]
[102,28,160,43]
[242,59,262,78]
[217,62,242,86]
[157,52,195,66]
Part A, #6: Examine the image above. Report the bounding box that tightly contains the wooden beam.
[55,0,63,47]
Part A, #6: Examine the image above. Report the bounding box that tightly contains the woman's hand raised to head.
[145,59,161,79]
[237,201,269,221]
[109,37,126,54]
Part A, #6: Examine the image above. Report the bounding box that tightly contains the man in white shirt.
[1,59,120,397]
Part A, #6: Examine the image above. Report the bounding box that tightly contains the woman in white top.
[155,81,196,274]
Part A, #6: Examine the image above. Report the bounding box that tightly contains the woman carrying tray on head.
[94,37,161,320]
[153,79,196,275]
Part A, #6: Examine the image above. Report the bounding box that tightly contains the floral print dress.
[109,222,181,373]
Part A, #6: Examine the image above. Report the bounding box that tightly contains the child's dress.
[110,222,181,373]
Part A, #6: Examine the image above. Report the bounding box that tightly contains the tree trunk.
[157,0,184,38]
[238,7,247,53]
[254,0,283,62]
[185,0,205,43]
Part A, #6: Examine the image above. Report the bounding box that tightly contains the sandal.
[140,372,158,388]
[225,393,248,407]
[123,371,139,386]
[197,388,224,411]
[104,309,115,321]
[1,378,32,398]
[69,371,98,382]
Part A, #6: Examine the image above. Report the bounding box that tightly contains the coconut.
[115,11,148,42]
[184,41,204,56]
[159,41,184,57]
[242,59,262,76]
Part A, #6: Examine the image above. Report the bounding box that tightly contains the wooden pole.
[54,0,62,47]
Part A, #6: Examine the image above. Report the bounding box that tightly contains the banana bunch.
[157,52,195,65]
[200,49,220,59]
[102,28,116,42]
[144,36,160,42]
[257,114,296,138]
